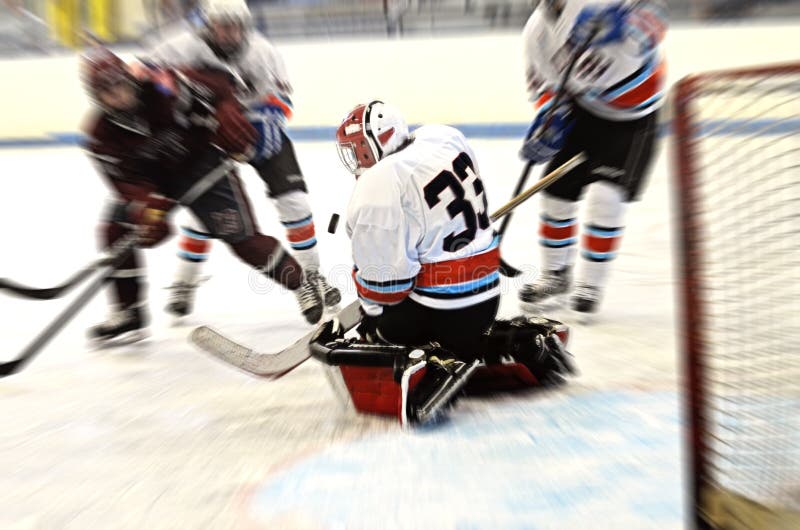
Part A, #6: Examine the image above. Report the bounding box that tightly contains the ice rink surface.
[0,137,681,529]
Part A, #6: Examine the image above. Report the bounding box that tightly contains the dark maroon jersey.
[84,68,238,202]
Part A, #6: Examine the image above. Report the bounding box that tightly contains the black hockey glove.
[356,309,382,343]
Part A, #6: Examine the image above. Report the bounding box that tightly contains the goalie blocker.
[310,315,575,427]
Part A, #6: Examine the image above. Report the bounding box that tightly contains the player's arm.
[241,41,294,162]
[171,68,257,161]
[83,117,172,247]
[520,10,574,164]
[83,116,157,202]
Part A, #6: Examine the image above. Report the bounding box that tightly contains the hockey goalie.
[309,102,577,427]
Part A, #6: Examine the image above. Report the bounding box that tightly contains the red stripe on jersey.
[583,234,622,254]
[265,94,293,120]
[535,91,555,110]
[352,270,412,305]
[609,60,666,109]
[179,235,210,254]
[286,222,316,243]
[540,222,576,241]
[416,247,500,288]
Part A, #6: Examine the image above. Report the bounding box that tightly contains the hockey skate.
[294,276,324,325]
[571,283,601,322]
[165,281,198,318]
[306,268,341,308]
[518,267,571,311]
[88,306,148,347]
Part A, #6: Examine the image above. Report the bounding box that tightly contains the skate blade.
[89,329,149,350]
[569,308,598,326]
[323,303,342,318]
[324,293,342,308]
[519,294,567,315]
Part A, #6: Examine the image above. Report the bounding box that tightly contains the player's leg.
[572,111,659,314]
[252,132,341,307]
[88,219,149,345]
[166,212,212,317]
[518,128,588,308]
[573,181,626,313]
[186,163,324,324]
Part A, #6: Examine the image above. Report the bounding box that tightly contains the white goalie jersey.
[523,0,667,121]
[346,125,501,313]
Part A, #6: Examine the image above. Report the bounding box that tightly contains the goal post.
[672,62,800,530]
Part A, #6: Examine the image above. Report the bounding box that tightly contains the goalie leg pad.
[403,354,479,427]
[477,316,576,389]
[310,337,473,426]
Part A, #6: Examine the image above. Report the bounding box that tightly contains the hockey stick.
[188,153,586,380]
[0,155,235,301]
[0,158,236,377]
[0,262,110,300]
[498,0,645,277]
[190,300,364,379]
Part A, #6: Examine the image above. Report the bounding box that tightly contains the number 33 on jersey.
[345,124,500,311]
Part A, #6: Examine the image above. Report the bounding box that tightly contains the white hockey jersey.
[347,125,500,313]
[523,0,667,121]
[149,28,291,108]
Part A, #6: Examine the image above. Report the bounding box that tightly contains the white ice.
[0,138,681,529]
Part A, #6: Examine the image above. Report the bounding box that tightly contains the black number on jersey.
[423,152,490,252]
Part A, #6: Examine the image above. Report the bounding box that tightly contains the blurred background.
[2,0,800,55]
[0,1,798,528]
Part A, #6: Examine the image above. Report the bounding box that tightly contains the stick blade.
[499,258,523,278]
[0,359,24,378]
[190,326,310,379]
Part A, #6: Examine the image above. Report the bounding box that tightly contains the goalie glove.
[520,100,575,164]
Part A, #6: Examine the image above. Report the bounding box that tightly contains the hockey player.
[332,101,574,424]
[518,0,666,314]
[148,0,340,317]
[81,49,324,344]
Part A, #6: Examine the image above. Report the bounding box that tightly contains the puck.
[327,213,340,234]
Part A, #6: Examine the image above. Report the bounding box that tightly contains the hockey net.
[673,63,800,529]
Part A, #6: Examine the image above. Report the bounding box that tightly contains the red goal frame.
[672,61,800,530]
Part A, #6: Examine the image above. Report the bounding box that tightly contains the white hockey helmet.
[335,101,410,177]
[199,0,253,57]
[200,0,252,25]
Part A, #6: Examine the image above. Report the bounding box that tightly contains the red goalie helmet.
[335,101,410,177]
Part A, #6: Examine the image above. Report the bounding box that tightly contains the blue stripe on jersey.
[414,271,500,295]
[355,274,415,294]
[413,277,500,301]
[600,58,656,101]
[632,93,664,111]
